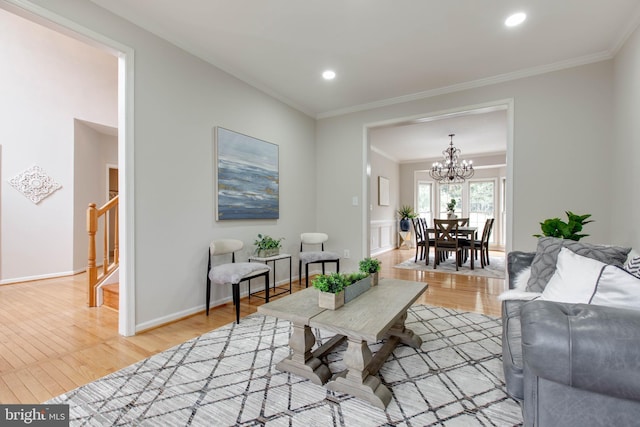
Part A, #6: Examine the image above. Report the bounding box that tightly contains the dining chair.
[419,217,437,265]
[479,218,495,267]
[412,218,426,262]
[433,219,464,271]
[298,233,340,287]
[207,239,271,324]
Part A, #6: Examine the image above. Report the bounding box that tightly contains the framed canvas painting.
[215,127,279,220]
[378,176,390,206]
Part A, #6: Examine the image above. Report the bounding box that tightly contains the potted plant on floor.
[253,234,284,257]
[397,205,417,232]
[359,257,381,286]
[312,272,348,309]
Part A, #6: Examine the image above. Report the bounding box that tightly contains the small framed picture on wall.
[378,176,390,206]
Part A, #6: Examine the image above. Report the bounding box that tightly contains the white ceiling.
[89,0,640,118]
[370,108,508,163]
[86,1,640,160]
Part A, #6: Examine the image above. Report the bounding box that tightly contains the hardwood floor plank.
[0,249,505,404]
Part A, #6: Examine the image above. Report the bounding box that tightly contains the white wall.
[369,148,399,254]
[0,8,117,283]
[21,0,318,330]
[612,25,640,250]
[317,60,615,259]
[73,120,117,271]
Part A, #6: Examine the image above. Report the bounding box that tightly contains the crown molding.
[316,51,613,120]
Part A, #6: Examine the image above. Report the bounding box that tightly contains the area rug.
[394,254,506,280]
[48,305,522,426]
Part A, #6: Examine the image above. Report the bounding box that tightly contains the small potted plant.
[312,272,348,309]
[533,211,593,241]
[446,199,457,219]
[359,257,381,286]
[253,234,284,257]
[397,205,417,232]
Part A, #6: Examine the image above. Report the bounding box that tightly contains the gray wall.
[10,0,640,332]
[612,24,640,249]
[317,60,616,260]
[23,0,317,330]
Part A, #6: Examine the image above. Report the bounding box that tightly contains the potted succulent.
[533,211,593,241]
[253,234,284,257]
[446,199,457,219]
[359,257,381,286]
[312,272,348,309]
[397,205,417,232]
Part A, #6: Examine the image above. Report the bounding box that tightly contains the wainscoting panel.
[371,220,397,255]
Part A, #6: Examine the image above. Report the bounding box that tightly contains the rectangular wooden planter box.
[318,290,345,310]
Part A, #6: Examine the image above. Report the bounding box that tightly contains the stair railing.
[87,195,119,307]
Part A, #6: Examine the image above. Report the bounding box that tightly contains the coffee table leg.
[275,323,331,386]
[385,312,422,349]
[326,337,392,409]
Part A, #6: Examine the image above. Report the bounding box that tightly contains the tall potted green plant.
[397,205,416,232]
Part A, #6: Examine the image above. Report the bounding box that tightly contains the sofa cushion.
[538,247,606,303]
[526,237,631,293]
[625,252,640,279]
[589,265,640,310]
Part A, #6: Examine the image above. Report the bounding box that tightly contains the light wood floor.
[0,248,505,404]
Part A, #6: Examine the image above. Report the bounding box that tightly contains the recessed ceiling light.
[505,12,526,27]
[322,70,336,80]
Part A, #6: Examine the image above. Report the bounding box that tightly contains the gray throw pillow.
[526,237,631,293]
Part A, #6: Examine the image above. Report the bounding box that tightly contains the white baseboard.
[135,276,302,333]
[0,269,84,285]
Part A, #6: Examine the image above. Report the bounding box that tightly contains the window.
[416,181,432,225]
[469,180,495,242]
[439,184,462,219]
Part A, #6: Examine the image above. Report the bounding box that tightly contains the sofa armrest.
[507,251,535,289]
[521,300,640,401]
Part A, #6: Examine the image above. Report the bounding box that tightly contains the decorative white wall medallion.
[9,165,62,204]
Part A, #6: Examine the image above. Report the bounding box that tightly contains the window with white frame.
[416,181,432,225]
[469,180,496,243]
[439,184,462,219]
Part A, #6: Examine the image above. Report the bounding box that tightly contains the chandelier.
[429,134,474,183]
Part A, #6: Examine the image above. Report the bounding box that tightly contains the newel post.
[87,203,98,307]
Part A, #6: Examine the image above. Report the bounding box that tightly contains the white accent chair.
[298,233,340,288]
[207,239,271,324]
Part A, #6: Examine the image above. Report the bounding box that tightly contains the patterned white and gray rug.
[48,305,522,426]
[395,255,506,280]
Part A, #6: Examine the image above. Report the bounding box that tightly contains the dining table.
[424,226,477,269]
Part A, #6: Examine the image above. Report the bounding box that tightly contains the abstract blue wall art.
[215,127,279,220]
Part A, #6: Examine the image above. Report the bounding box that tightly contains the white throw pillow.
[539,247,606,304]
[589,265,640,310]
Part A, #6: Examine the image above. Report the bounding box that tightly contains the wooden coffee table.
[257,278,427,408]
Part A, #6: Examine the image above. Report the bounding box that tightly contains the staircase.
[102,283,119,310]
[87,195,119,307]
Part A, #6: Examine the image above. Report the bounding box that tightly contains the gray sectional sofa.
[502,243,640,426]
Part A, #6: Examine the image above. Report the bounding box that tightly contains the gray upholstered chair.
[207,239,271,324]
[298,233,340,287]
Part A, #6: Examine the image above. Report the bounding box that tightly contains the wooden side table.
[398,231,412,249]
[248,253,292,300]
